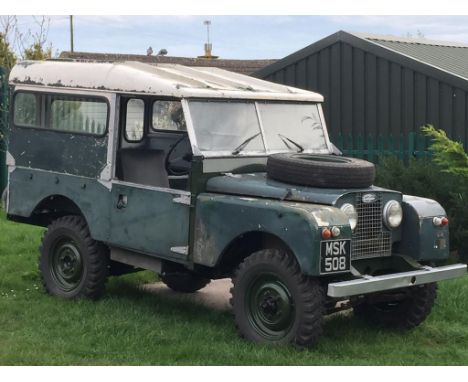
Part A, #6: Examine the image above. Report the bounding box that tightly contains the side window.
[14,92,41,128]
[125,99,144,141]
[152,100,186,131]
[49,96,108,135]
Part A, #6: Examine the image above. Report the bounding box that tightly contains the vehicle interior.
[115,96,193,191]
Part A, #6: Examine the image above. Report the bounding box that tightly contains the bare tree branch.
[1,15,52,60]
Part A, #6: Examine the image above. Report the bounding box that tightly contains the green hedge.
[375,150,468,262]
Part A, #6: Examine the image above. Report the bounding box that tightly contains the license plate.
[320,240,351,274]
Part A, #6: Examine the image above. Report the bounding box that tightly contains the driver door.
[108,97,191,261]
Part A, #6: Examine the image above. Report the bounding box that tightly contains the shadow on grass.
[103,274,398,350]
[103,276,234,331]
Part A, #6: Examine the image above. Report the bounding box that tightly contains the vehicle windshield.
[188,100,329,156]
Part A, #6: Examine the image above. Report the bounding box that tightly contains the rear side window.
[49,96,108,135]
[14,92,41,128]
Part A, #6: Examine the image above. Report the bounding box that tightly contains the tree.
[0,32,16,69]
[0,16,17,69]
[421,125,468,177]
[23,42,52,60]
[0,15,53,64]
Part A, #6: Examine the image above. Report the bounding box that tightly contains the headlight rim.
[383,200,403,229]
[340,203,358,231]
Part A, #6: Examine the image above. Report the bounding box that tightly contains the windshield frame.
[181,98,333,158]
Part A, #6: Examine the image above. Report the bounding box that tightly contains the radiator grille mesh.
[351,193,392,260]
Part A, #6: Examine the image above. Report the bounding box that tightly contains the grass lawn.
[0,210,467,365]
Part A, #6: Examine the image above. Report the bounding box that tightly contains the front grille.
[351,193,392,260]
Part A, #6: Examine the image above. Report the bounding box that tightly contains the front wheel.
[39,216,109,299]
[231,249,325,347]
[353,283,438,329]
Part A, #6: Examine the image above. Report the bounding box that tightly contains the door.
[107,96,191,261]
[109,182,191,261]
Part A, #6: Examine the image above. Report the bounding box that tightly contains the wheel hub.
[260,295,279,316]
[50,240,83,291]
[247,274,295,340]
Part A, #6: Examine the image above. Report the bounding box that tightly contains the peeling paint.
[193,193,351,275]
[9,61,324,102]
[207,172,390,206]
[9,127,108,178]
[6,151,15,166]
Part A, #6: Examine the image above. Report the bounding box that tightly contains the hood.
[206,173,392,205]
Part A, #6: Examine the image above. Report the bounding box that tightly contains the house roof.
[59,51,276,76]
[9,60,324,102]
[255,30,468,89]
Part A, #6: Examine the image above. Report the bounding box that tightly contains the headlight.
[383,200,403,229]
[340,203,358,230]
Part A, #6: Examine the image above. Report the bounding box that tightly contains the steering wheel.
[165,134,192,176]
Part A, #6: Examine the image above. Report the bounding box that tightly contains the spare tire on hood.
[266,153,375,188]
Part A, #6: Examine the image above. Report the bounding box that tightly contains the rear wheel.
[353,283,437,329]
[231,249,325,347]
[39,216,109,299]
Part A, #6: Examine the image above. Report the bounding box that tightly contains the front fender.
[397,195,449,261]
[193,193,352,275]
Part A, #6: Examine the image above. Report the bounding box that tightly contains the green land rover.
[4,60,467,347]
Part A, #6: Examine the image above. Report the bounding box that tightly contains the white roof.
[9,60,324,102]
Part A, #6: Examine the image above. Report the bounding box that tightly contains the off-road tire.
[267,153,375,188]
[39,215,109,299]
[353,283,438,329]
[231,249,325,347]
[161,271,211,293]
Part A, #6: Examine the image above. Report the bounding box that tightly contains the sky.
[8,15,468,60]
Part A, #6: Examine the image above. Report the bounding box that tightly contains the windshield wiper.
[278,134,304,153]
[232,132,261,155]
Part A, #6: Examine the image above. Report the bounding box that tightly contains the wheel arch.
[215,230,295,276]
[193,193,330,276]
[10,193,89,228]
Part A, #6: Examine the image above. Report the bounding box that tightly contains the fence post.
[408,132,415,162]
[0,66,8,195]
[367,134,374,162]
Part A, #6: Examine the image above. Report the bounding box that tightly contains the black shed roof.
[255,30,468,91]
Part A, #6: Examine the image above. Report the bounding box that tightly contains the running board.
[110,247,162,273]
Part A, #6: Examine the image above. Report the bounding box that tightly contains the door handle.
[117,194,128,209]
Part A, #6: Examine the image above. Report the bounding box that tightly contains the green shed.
[255,31,468,160]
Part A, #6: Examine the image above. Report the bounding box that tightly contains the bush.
[375,126,468,262]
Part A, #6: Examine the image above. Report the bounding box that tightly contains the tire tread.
[39,215,109,299]
[231,249,325,347]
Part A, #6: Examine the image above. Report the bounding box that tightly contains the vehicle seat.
[119,148,169,188]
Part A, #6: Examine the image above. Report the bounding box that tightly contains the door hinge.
[170,246,189,256]
[173,194,191,206]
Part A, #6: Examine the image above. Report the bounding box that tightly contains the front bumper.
[327,263,467,298]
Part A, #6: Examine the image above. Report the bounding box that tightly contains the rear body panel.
[9,127,108,178]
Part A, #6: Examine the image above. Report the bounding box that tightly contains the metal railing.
[333,131,433,163]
